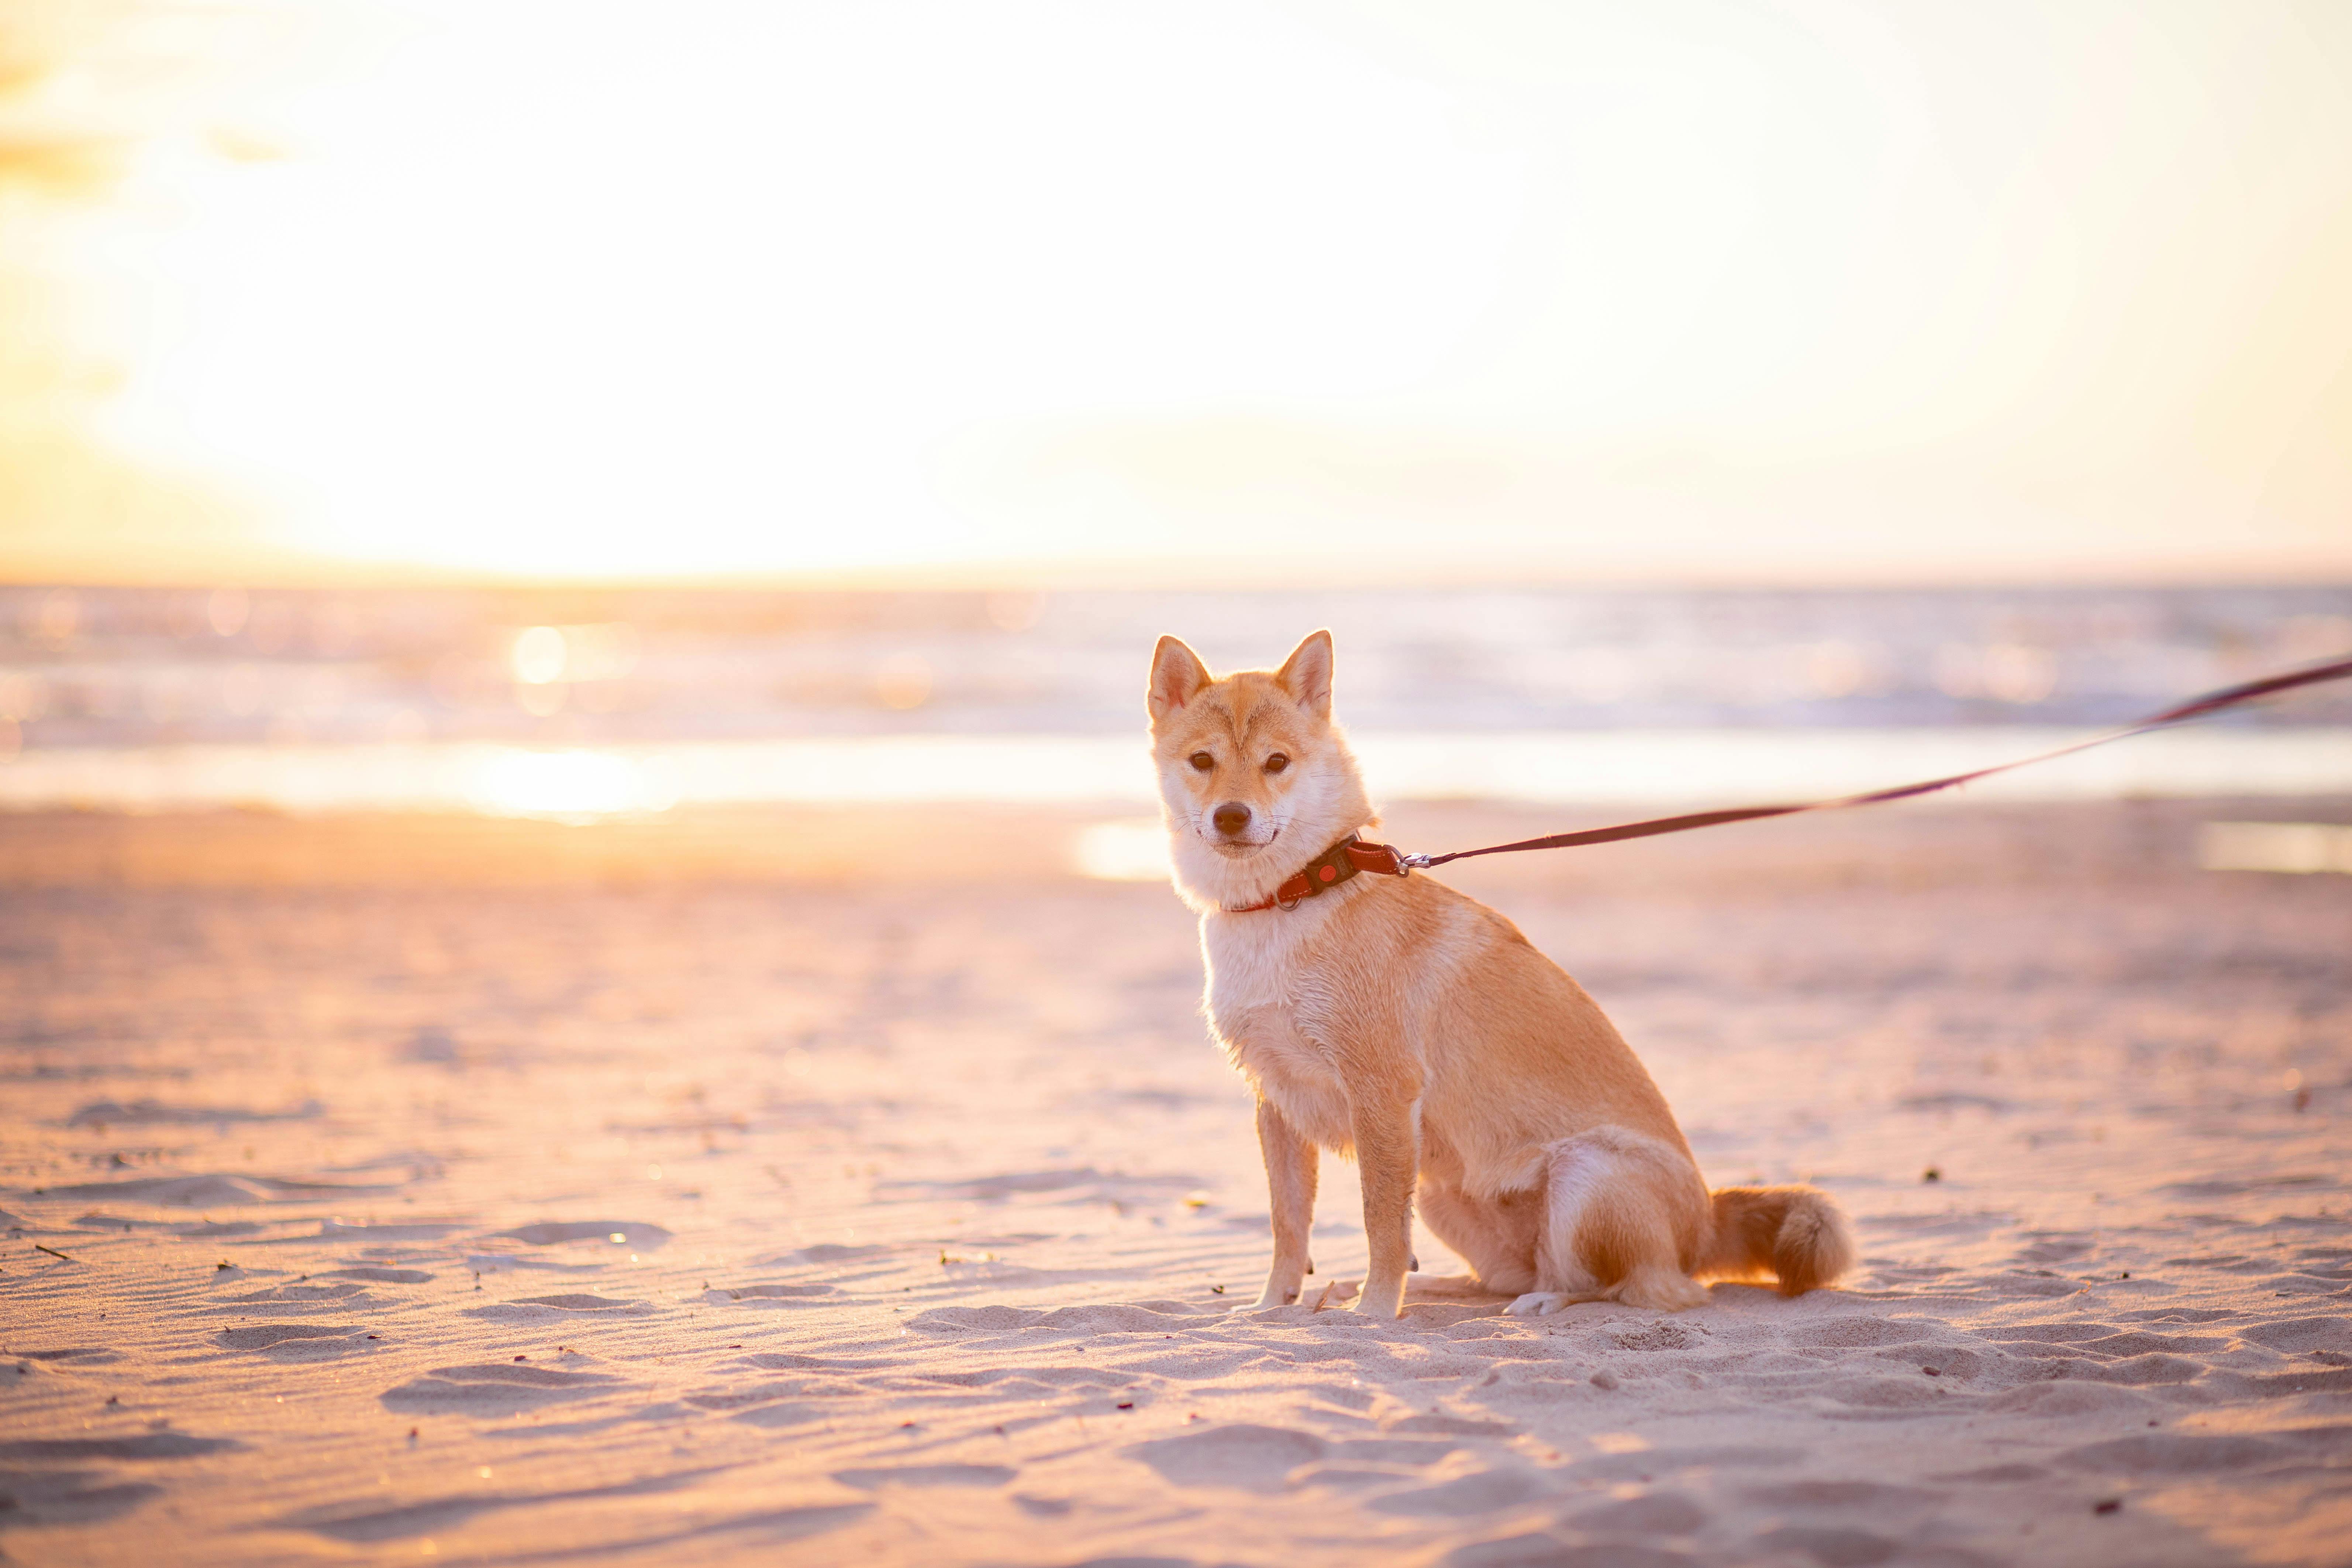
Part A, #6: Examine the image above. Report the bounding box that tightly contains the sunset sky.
[1,0,2347,586]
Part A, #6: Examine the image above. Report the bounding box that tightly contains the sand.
[2,798,2349,1567]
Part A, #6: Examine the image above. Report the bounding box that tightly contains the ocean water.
[1,583,2346,814]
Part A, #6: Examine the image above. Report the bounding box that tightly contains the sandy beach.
[7,0,2352,1557]
[3,797,2349,1567]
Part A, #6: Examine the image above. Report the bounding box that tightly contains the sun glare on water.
[465,750,676,820]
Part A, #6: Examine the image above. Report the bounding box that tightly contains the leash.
[1225,653,2352,911]
[1397,653,2352,871]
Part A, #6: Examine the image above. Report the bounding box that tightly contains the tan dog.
[1150,630,1853,1319]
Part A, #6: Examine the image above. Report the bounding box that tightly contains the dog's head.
[1147,630,1372,911]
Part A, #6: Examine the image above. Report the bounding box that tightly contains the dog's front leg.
[1252,1096,1318,1308]
[1349,1092,1418,1318]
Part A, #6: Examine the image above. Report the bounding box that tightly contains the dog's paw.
[1506,1291,1570,1317]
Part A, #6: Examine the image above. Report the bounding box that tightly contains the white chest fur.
[1200,898,1357,1146]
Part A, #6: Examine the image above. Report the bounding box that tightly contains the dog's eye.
[1264,754,1289,774]
[1188,752,1214,772]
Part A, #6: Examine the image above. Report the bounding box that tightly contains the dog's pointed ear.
[1276,630,1334,722]
[1148,635,1211,726]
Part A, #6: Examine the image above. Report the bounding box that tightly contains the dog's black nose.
[1212,802,1252,836]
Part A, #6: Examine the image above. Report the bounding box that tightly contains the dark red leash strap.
[1403,654,2352,872]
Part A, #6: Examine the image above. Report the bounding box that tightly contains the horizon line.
[6,555,2350,596]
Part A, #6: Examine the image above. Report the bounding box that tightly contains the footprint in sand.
[2061,1432,2287,1475]
[5,1346,119,1367]
[398,1024,463,1064]
[319,1220,458,1242]
[734,1351,900,1372]
[2013,1232,2097,1264]
[225,1282,370,1305]
[1608,1320,1710,1352]
[468,1294,650,1323]
[1752,1524,1900,1566]
[905,1302,1215,1337]
[1300,1467,1419,1492]
[0,1468,162,1529]
[0,1433,241,1461]
[1386,1414,1518,1438]
[1574,1445,1796,1482]
[42,1174,396,1207]
[1331,1438,1468,1467]
[493,1220,672,1250]
[906,1305,1042,1333]
[1931,1461,2047,1483]
[1732,1480,1945,1559]
[871,1168,1203,1203]
[830,1465,1018,1489]
[1444,1532,1703,1568]
[1739,1479,1940,1513]
[700,1283,834,1306]
[2076,1330,2231,1356]
[216,1323,375,1359]
[1368,1468,1555,1518]
[1986,1382,2161,1417]
[1873,1345,1987,1379]
[1789,1316,1935,1350]
[1977,1321,2118,1346]
[1813,1374,1947,1412]
[280,1467,724,1544]
[1127,1424,1327,1493]
[2040,1354,2202,1387]
[758,1242,899,1268]
[728,1403,826,1430]
[2238,1316,2352,1354]
[1569,1491,1710,1535]
[379,1363,630,1417]
[65,1099,321,1128]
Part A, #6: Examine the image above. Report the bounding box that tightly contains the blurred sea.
[2,584,2347,815]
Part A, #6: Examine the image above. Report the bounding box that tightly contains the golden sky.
[2,0,2348,585]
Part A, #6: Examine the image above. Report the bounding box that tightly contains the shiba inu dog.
[1149,630,1852,1320]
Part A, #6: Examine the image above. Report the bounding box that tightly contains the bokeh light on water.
[0,584,2346,819]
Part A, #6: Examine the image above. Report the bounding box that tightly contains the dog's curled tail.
[1700,1185,1854,1295]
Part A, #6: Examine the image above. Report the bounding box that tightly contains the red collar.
[1223,834,1411,913]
